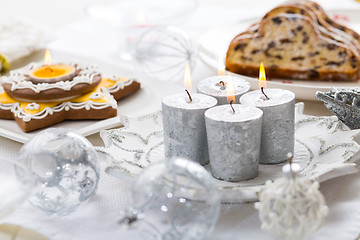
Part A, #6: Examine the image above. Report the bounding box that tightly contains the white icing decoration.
[106,78,135,94]
[65,106,70,111]
[2,62,101,93]
[110,100,118,109]
[109,75,118,82]
[0,90,117,122]
[23,116,31,122]
[26,102,40,111]
[89,92,103,100]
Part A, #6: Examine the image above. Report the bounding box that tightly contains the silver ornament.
[316,87,360,129]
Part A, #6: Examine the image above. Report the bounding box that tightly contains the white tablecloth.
[1,133,360,240]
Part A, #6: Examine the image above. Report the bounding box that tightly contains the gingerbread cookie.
[0,77,141,132]
[1,62,102,101]
[99,76,141,100]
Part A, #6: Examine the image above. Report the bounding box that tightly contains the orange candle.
[29,50,76,83]
[31,64,75,79]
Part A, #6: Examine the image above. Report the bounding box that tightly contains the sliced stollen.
[226,13,360,81]
[298,0,360,54]
[302,1,360,43]
[259,2,360,56]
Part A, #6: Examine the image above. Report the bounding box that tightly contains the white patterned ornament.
[255,157,329,239]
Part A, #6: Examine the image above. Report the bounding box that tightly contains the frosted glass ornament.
[119,158,221,240]
[255,162,329,239]
[17,128,100,215]
[134,26,197,83]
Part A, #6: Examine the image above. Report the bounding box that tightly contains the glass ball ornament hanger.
[134,25,197,83]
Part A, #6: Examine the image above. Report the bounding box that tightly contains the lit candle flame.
[226,73,235,103]
[184,63,192,92]
[218,56,225,76]
[259,61,266,89]
[137,9,146,25]
[44,49,52,65]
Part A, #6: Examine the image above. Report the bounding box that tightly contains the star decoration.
[98,112,164,178]
[294,103,360,175]
[0,77,140,132]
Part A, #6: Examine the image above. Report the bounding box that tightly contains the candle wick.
[45,66,54,73]
[261,87,269,100]
[230,100,235,114]
[185,89,192,103]
[219,81,226,90]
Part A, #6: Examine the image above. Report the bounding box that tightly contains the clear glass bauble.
[17,128,100,216]
[119,158,221,240]
[134,26,197,83]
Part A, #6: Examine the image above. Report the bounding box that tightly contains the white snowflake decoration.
[255,163,329,239]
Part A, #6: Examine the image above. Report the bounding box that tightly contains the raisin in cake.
[226,1,360,81]
[302,0,360,49]
[261,3,360,53]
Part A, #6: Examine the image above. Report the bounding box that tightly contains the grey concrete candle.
[197,76,250,105]
[240,89,295,164]
[205,104,263,181]
[162,93,217,165]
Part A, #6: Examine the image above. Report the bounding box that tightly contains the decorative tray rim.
[98,102,360,202]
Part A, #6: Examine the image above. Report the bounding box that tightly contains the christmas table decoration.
[255,154,329,239]
[16,128,100,215]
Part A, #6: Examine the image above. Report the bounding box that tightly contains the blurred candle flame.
[44,49,52,65]
[137,9,146,25]
[259,61,266,89]
[226,73,235,103]
[184,63,192,92]
[218,56,225,76]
